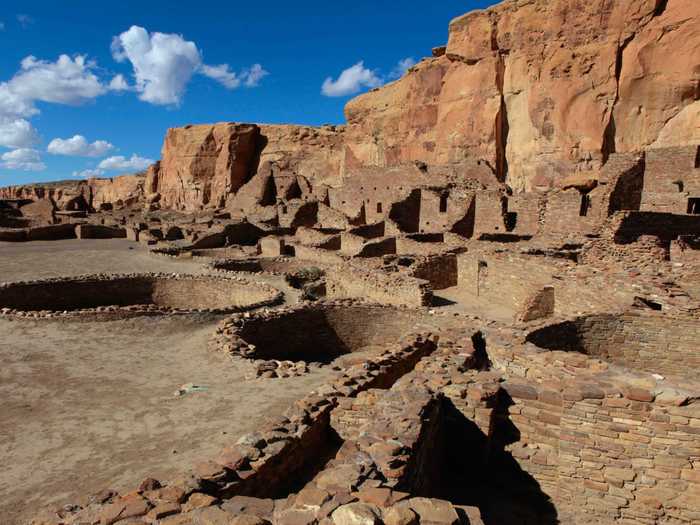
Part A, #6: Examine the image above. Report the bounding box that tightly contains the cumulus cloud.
[0,118,38,148]
[1,148,46,171]
[242,64,268,87]
[111,26,201,105]
[0,54,110,161]
[98,153,153,171]
[72,168,105,178]
[7,55,106,107]
[321,57,419,97]
[111,26,268,104]
[108,74,130,91]
[321,61,383,97]
[47,135,115,157]
[389,57,417,79]
[201,64,240,89]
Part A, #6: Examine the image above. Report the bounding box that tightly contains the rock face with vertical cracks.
[343,0,699,192]
[150,123,261,210]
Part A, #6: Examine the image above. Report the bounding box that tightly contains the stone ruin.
[1,0,699,524]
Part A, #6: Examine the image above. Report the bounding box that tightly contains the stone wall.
[409,253,458,290]
[326,264,432,307]
[641,146,700,214]
[495,365,700,524]
[526,311,700,381]
[0,274,282,318]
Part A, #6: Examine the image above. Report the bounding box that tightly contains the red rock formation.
[343,0,699,192]
[2,0,697,211]
[89,175,145,209]
[150,123,260,210]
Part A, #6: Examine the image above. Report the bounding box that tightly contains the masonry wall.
[410,253,458,290]
[641,146,700,214]
[543,189,600,236]
[526,312,700,381]
[456,251,553,310]
[496,378,700,524]
[326,264,432,307]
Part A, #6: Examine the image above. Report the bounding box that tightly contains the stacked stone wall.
[326,264,432,307]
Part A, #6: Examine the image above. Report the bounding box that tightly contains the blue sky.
[0,1,495,185]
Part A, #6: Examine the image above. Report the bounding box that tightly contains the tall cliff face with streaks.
[3,0,698,209]
[343,0,699,192]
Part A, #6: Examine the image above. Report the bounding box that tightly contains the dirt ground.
[0,240,325,524]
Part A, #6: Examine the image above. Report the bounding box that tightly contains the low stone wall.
[326,264,432,307]
[212,301,436,367]
[43,330,444,525]
[525,311,700,381]
[0,273,283,319]
[409,252,458,290]
[75,223,126,239]
[488,339,700,524]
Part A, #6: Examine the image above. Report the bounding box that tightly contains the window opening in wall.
[687,198,700,215]
[376,202,383,213]
[281,205,288,214]
[505,212,517,232]
[579,194,591,216]
[439,193,448,213]
[695,145,700,169]
[673,180,684,193]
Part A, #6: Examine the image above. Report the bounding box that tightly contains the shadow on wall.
[434,395,558,525]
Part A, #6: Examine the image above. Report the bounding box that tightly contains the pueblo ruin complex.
[1,0,699,524]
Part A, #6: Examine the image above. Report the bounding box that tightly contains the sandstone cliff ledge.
[2,0,698,210]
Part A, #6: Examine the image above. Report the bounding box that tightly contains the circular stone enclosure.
[223,302,436,364]
[0,274,282,317]
[525,311,699,381]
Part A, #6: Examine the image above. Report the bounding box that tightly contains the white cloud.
[72,168,105,178]
[111,26,201,105]
[108,74,130,91]
[98,153,153,171]
[321,61,383,97]
[8,55,106,106]
[47,135,115,157]
[0,118,38,148]
[242,64,268,87]
[0,54,110,162]
[1,148,46,171]
[390,57,417,79]
[201,64,240,89]
[111,26,267,105]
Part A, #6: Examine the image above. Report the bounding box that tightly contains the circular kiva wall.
[0,273,283,318]
[525,311,699,381]
[209,257,332,276]
[217,301,434,365]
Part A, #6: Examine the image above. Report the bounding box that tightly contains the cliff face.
[2,0,697,210]
[0,176,144,211]
[344,0,699,191]
[150,123,260,210]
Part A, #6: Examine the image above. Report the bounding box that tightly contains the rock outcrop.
[149,123,260,210]
[344,0,699,192]
[2,0,698,212]
[0,176,146,212]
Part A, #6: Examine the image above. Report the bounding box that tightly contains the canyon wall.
[344,0,699,192]
[2,0,698,211]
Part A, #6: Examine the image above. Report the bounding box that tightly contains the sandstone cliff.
[0,175,145,211]
[2,0,697,209]
[344,0,699,191]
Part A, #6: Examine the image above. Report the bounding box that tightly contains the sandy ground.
[0,239,205,279]
[0,239,323,524]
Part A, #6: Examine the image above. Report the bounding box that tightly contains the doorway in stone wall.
[687,198,700,215]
